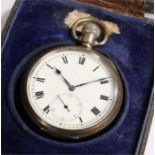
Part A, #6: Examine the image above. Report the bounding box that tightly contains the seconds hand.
[57,95,70,112]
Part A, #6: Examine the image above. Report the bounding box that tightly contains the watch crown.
[82,22,101,37]
[81,22,101,48]
[72,17,110,48]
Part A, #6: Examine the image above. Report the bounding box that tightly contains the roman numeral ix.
[36,78,45,82]
[35,91,44,99]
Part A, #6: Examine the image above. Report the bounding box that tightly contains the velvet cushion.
[2,0,153,154]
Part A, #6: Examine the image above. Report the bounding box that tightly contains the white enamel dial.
[25,47,122,132]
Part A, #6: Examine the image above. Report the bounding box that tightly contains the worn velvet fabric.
[2,0,153,154]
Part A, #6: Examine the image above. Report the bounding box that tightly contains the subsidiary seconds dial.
[23,46,123,140]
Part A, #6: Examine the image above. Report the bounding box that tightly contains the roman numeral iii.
[100,95,109,101]
[100,80,108,84]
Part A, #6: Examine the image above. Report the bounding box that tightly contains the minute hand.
[74,77,110,88]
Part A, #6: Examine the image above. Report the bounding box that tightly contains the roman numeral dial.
[26,50,121,133]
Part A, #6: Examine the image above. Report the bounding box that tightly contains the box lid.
[75,0,144,17]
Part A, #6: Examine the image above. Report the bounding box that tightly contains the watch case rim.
[21,45,124,141]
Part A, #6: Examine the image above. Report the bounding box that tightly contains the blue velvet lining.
[2,0,153,154]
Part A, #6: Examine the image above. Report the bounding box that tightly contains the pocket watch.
[21,17,123,141]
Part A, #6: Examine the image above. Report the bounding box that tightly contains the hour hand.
[54,67,75,91]
[74,77,110,88]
